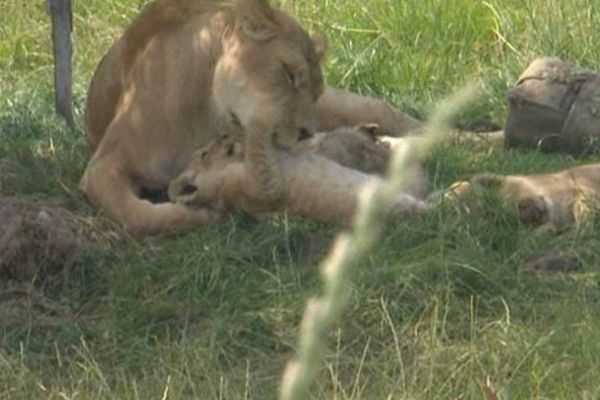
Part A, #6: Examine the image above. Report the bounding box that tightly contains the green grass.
[1,0,600,398]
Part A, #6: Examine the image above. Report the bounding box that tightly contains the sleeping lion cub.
[168,127,426,226]
[296,124,390,175]
[297,124,428,198]
[441,163,600,232]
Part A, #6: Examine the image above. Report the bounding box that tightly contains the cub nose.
[180,183,198,196]
[297,126,314,141]
[168,176,198,203]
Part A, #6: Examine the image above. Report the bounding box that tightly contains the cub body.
[442,163,600,232]
[298,125,428,198]
[169,130,426,226]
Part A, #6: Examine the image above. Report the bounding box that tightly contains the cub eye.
[201,150,209,160]
[284,68,297,87]
[226,144,235,156]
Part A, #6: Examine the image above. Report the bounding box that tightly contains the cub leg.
[314,87,422,136]
[80,160,217,236]
[282,153,426,226]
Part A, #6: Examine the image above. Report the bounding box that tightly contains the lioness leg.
[242,124,286,207]
[314,87,422,136]
[80,161,217,236]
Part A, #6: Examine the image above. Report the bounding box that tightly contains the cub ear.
[235,0,277,41]
[312,33,328,63]
[358,123,382,139]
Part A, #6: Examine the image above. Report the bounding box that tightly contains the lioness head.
[214,0,327,148]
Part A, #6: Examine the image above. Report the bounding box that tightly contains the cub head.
[214,0,327,148]
[316,124,391,175]
[168,133,244,208]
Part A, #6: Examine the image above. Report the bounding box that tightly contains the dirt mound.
[0,158,19,194]
[0,288,78,331]
[0,197,84,282]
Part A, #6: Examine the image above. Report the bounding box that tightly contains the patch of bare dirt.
[0,197,84,282]
[0,197,123,332]
[0,287,80,332]
[0,157,19,194]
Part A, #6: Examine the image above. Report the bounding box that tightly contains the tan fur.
[120,0,219,73]
[168,130,426,226]
[80,0,328,235]
[81,0,421,235]
[298,125,428,198]
[296,124,390,174]
[314,87,422,136]
[440,163,600,232]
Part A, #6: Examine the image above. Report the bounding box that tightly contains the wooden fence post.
[47,0,75,129]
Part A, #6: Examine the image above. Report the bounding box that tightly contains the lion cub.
[297,124,390,174]
[297,124,428,198]
[440,163,600,232]
[169,129,426,226]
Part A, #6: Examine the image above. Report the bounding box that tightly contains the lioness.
[168,129,426,226]
[440,163,600,232]
[81,0,421,235]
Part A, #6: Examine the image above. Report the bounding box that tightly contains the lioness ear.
[235,0,277,41]
[312,33,328,62]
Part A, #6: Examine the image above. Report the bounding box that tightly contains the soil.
[0,197,84,282]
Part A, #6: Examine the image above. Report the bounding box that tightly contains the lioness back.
[84,0,223,151]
